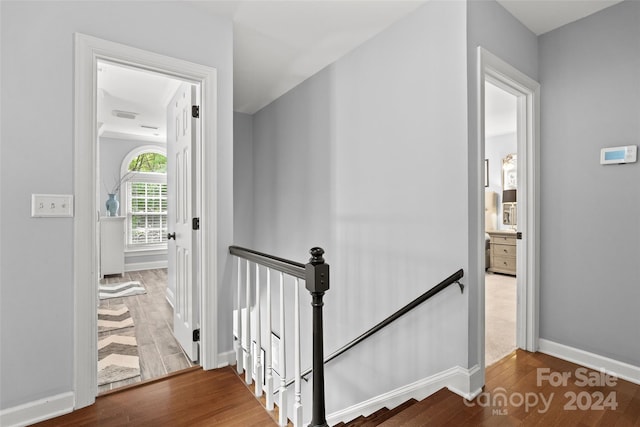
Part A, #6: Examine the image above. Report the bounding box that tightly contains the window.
[121,147,167,250]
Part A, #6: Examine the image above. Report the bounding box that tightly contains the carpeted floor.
[485,272,516,366]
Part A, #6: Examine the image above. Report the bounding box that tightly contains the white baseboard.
[0,392,74,427]
[124,260,168,272]
[165,287,175,308]
[327,365,478,426]
[539,339,640,385]
[217,350,237,368]
[447,364,483,400]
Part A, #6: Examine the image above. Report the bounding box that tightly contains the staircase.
[334,389,459,426]
[229,245,465,427]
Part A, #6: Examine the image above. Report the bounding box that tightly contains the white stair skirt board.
[326,365,482,426]
[0,392,74,427]
[539,339,640,386]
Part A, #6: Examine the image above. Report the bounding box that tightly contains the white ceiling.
[97,61,182,143]
[496,0,624,35]
[97,0,623,140]
[196,1,428,114]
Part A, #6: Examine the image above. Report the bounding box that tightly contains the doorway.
[74,33,219,409]
[484,81,518,366]
[96,61,198,392]
[477,47,540,374]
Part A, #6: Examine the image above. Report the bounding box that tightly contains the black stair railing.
[295,268,464,383]
[229,245,330,427]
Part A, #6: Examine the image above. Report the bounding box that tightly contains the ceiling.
[496,0,623,36]
[97,0,623,141]
[97,61,182,143]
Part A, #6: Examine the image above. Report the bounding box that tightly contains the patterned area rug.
[99,280,146,300]
[98,302,140,386]
[98,334,140,386]
[98,304,134,333]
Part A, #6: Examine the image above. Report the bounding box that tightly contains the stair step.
[367,398,419,425]
[340,397,420,426]
[377,388,458,426]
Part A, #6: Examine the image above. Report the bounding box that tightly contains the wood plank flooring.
[33,367,276,426]
[32,349,640,426]
[99,269,193,393]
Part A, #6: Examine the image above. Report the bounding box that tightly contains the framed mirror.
[502,153,517,190]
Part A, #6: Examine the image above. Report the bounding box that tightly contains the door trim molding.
[74,33,218,409]
[476,47,540,377]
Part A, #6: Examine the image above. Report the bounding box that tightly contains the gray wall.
[233,113,254,246]
[539,0,640,366]
[253,1,469,414]
[0,1,232,410]
[466,0,539,370]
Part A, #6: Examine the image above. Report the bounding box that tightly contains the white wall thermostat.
[600,145,637,165]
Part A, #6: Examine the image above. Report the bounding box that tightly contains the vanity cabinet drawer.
[492,244,516,257]
[491,235,515,245]
[491,255,516,273]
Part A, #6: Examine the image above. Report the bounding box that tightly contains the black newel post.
[305,247,330,427]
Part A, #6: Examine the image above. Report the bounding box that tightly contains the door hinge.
[516,232,523,240]
[192,217,200,230]
[193,329,200,342]
[192,105,200,118]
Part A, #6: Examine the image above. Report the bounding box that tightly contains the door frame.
[74,33,218,409]
[476,47,540,372]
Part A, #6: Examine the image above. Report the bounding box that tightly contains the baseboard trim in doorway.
[0,392,74,427]
[217,350,236,368]
[99,366,202,397]
[124,261,168,272]
[539,339,640,385]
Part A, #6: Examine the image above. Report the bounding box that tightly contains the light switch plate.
[31,194,74,217]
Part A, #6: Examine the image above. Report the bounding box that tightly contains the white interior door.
[167,83,199,362]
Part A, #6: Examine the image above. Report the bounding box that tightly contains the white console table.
[100,216,125,278]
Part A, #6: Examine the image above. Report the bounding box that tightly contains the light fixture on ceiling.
[140,125,159,130]
[112,110,139,120]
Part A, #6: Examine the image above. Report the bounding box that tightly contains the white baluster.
[245,260,253,385]
[235,257,243,374]
[255,264,263,397]
[278,272,288,427]
[293,278,303,426]
[265,268,274,410]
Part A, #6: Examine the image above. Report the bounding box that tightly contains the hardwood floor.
[33,350,640,426]
[99,269,193,393]
[343,350,640,426]
[33,367,276,426]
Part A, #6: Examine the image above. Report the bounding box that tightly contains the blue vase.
[106,193,119,216]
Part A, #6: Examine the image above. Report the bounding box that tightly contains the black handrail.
[229,245,306,279]
[293,268,464,384]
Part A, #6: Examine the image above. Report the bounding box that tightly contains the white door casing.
[476,46,540,382]
[168,83,199,362]
[74,33,218,409]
